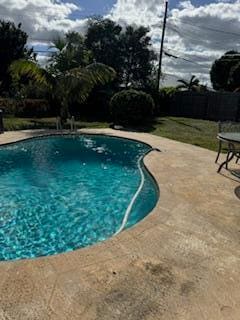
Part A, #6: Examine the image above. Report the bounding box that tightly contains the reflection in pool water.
[0,135,159,261]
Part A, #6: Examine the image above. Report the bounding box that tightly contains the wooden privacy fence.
[170,92,240,121]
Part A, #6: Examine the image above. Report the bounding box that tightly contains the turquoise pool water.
[0,135,159,261]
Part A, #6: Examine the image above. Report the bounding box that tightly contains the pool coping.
[0,128,239,320]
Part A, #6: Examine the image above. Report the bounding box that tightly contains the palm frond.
[176,84,187,90]
[190,75,196,83]
[190,75,200,86]
[177,79,188,87]
[85,63,116,85]
[9,60,48,85]
[58,63,116,104]
[50,37,67,51]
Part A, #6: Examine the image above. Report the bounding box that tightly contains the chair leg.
[226,151,231,170]
[215,141,222,163]
[218,150,235,173]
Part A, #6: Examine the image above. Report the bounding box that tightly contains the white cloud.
[109,0,240,86]
[0,0,87,41]
[108,0,165,29]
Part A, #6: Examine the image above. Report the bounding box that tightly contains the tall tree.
[210,51,240,91]
[85,18,156,88]
[229,62,240,91]
[85,18,123,78]
[177,75,200,91]
[0,20,34,94]
[120,26,155,88]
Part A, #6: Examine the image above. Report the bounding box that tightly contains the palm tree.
[9,59,116,122]
[49,33,91,73]
[50,37,67,52]
[177,75,200,91]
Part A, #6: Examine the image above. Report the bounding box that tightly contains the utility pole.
[156,0,169,90]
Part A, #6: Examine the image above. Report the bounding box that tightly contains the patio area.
[0,129,239,320]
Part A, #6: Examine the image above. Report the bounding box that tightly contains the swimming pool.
[0,135,159,261]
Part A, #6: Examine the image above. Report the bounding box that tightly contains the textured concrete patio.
[0,129,239,320]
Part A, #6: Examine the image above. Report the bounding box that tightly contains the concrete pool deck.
[0,128,239,320]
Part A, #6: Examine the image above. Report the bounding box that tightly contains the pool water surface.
[0,135,159,261]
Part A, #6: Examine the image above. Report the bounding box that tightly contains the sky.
[1,0,240,86]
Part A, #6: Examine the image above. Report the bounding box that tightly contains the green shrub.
[15,99,51,117]
[0,99,52,117]
[110,89,155,125]
[71,85,115,121]
[0,98,17,114]
[160,86,178,97]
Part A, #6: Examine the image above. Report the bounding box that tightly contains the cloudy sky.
[1,0,240,86]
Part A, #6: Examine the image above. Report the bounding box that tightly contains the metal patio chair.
[215,121,240,164]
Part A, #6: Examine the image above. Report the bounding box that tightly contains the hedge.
[110,89,155,125]
[0,99,53,117]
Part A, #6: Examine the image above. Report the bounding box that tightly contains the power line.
[165,46,215,64]
[167,24,204,41]
[171,18,240,38]
[167,24,238,51]
[165,47,207,58]
[163,72,180,79]
[164,50,210,69]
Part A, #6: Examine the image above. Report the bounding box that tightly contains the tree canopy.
[85,19,123,78]
[85,18,156,88]
[177,75,200,91]
[120,26,156,88]
[10,59,116,120]
[0,20,34,94]
[1,18,157,99]
[210,51,240,91]
[49,32,91,73]
[228,61,240,92]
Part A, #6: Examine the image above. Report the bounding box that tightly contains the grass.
[4,117,109,131]
[3,116,219,152]
[150,117,218,152]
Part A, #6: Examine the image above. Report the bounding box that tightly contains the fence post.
[204,92,209,119]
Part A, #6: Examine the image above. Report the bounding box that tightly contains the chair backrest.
[218,121,240,133]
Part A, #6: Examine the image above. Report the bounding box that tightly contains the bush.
[0,98,17,115]
[110,89,155,125]
[15,99,52,117]
[0,99,53,117]
[69,85,115,121]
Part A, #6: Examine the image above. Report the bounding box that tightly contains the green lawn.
[4,117,109,131]
[150,117,218,152]
[3,116,219,152]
